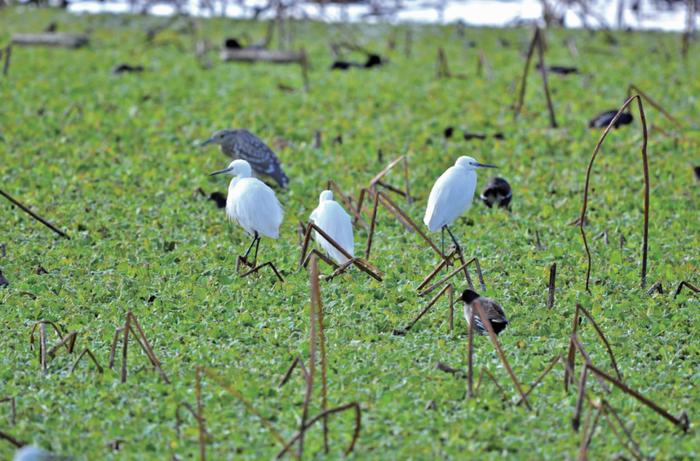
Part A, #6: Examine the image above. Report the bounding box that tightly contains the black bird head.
[460,289,480,303]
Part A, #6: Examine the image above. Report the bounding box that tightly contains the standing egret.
[210,159,283,266]
[423,156,496,253]
[202,129,289,188]
[309,190,354,264]
[460,289,508,335]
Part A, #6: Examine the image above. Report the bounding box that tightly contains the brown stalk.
[326,180,369,229]
[393,284,452,335]
[577,404,602,460]
[364,188,380,259]
[477,50,493,80]
[535,27,558,128]
[368,156,412,201]
[627,84,683,130]
[299,255,321,458]
[300,48,309,92]
[572,364,589,431]
[515,355,561,406]
[570,334,610,392]
[0,396,16,425]
[673,280,698,299]
[416,250,457,292]
[378,192,441,257]
[448,284,454,332]
[195,368,206,461]
[475,368,509,401]
[419,257,483,297]
[276,402,361,459]
[126,312,171,383]
[301,222,382,281]
[579,94,650,290]
[121,314,130,383]
[70,348,103,374]
[467,309,475,398]
[198,367,289,449]
[47,331,78,357]
[473,300,531,410]
[547,262,557,309]
[586,363,689,432]
[565,306,580,391]
[311,255,330,453]
[108,327,124,369]
[0,430,25,448]
[0,189,70,239]
[575,304,623,382]
[2,45,11,76]
[645,281,663,295]
[514,27,537,118]
[601,400,645,460]
[40,323,47,372]
[278,355,310,388]
[436,47,450,78]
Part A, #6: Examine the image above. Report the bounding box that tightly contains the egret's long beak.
[474,162,498,169]
[209,167,233,176]
[201,137,215,147]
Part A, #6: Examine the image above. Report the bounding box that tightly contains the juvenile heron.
[460,289,508,335]
[309,190,354,264]
[210,159,283,266]
[202,129,289,188]
[423,156,496,253]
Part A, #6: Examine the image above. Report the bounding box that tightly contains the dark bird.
[536,63,579,75]
[460,289,508,335]
[480,177,512,209]
[112,63,144,74]
[202,129,289,188]
[588,110,633,129]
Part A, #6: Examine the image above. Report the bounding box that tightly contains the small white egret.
[460,289,508,335]
[423,156,496,253]
[210,159,283,265]
[309,190,354,264]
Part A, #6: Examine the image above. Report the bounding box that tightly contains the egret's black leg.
[445,225,462,253]
[441,226,445,257]
[242,232,258,261]
[252,234,261,266]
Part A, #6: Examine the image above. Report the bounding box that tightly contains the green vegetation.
[1,7,698,460]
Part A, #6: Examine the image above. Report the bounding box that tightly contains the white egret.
[309,190,354,264]
[13,446,66,461]
[423,156,496,253]
[460,289,508,335]
[209,159,283,265]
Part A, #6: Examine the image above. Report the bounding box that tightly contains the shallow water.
[67,0,695,31]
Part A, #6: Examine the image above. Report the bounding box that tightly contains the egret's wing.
[423,167,474,231]
[229,179,283,238]
[314,201,354,263]
[233,130,289,187]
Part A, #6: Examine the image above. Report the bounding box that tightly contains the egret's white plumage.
[423,156,495,232]
[212,160,283,238]
[309,190,354,264]
[13,446,63,461]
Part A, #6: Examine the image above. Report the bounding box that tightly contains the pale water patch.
[67,0,695,32]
